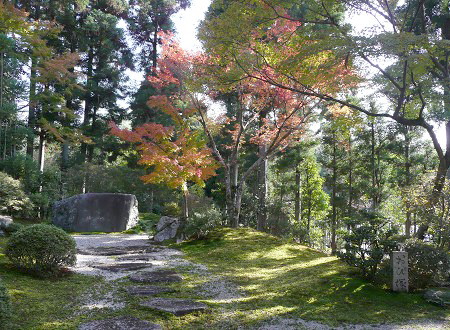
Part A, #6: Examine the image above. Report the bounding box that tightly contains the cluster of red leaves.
[110,32,218,190]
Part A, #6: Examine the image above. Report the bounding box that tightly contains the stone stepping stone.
[90,263,152,272]
[140,298,208,316]
[129,270,183,283]
[118,254,156,261]
[125,285,175,296]
[78,316,161,330]
[78,245,164,256]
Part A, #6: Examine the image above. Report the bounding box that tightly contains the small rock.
[90,263,152,272]
[129,270,183,283]
[140,298,208,316]
[0,215,13,229]
[424,288,450,306]
[154,216,179,242]
[78,316,161,330]
[125,285,175,296]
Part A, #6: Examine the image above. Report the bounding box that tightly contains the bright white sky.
[170,0,446,146]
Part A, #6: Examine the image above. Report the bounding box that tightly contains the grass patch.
[0,228,448,329]
[176,228,450,327]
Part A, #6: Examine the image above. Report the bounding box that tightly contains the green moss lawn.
[0,228,448,329]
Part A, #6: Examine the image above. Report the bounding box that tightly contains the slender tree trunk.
[80,46,94,163]
[295,165,301,225]
[370,121,377,209]
[149,188,154,213]
[27,58,37,158]
[348,133,353,229]
[0,52,4,110]
[257,144,268,231]
[331,131,338,255]
[38,130,45,174]
[404,127,412,238]
[306,169,312,245]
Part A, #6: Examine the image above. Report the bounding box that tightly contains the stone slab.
[78,316,161,330]
[129,270,183,283]
[125,285,175,296]
[118,254,157,261]
[140,298,208,316]
[90,263,152,272]
[53,193,139,232]
[78,245,160,256]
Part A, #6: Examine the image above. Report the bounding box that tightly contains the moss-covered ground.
[0,228,448,329]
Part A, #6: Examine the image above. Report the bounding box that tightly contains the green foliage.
[1,222,24,236]
[403,239,450,289]
[5,224,76,276]
[338,211,399,279]
[163,202,181,217]
[0,171,33,216]
[124,212,160,234]
[0,277,11,329]
[182,195,222,239]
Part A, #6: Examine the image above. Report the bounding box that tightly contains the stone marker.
[154,216,179,242]
[129,270,183,283]
[90,263,151,272]
[392,251,408,292]
[52,193,139,232]
[140,298,208,316]
[125,285,175,296]
[78,316,161,330]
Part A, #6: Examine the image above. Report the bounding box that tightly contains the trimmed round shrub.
[0,278,11,328]
[403,239,450,289]
[5,224,76,276]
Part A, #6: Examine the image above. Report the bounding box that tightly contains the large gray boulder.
[153,216,179,242]
[52,193,139,232]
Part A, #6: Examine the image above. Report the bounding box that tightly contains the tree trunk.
[348,133,353,228]
[27,58,37,158]
[257,144,268,231]
[80,46,94,163]
[404,127,412,238]
[294,165,301,225]
[331,131,338,255]
[370,121,377,209]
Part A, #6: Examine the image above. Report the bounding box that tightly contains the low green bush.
[5,224,76,276]
[181,195,222,239]
[124,213,160,234]
[403,239,450,289]
[337,211,398,280]
[0,278,11,329]
[2,222,24,236]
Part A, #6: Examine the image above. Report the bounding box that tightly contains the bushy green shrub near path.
[5,224,76,276]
